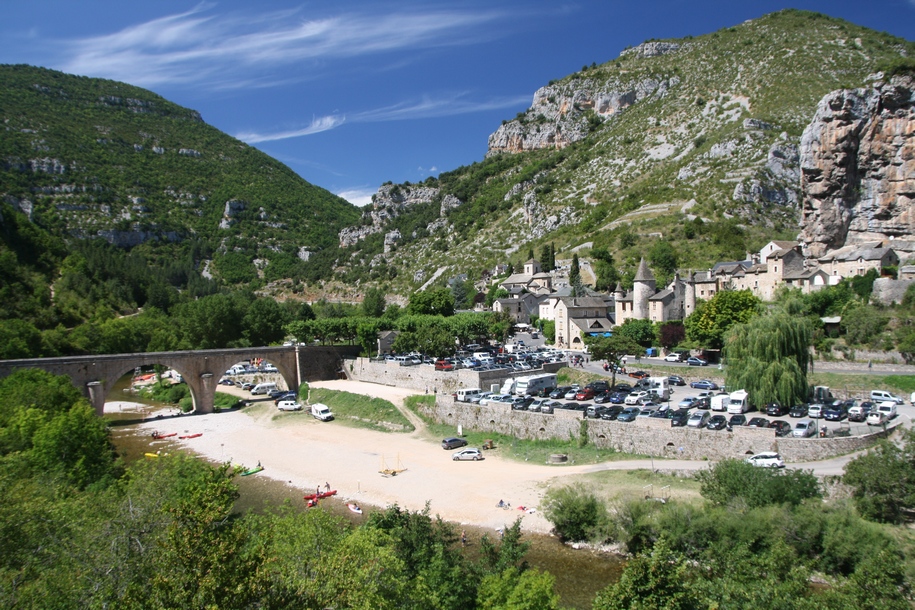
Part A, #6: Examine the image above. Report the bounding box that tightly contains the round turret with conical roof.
[633,258,655,320]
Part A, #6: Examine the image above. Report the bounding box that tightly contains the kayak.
[144,452,160,458]
[179,433,203,439]
[151,432,177,439]
[347,503,363,514]
[241,466,264,476]
[303,489,337,501]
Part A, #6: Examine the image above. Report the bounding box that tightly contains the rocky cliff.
[799,74,915,257]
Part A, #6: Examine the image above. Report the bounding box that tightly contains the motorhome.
[647,376,670,401]
[727,389,750,414]
[710,393,729,412]
[515,373,558,396]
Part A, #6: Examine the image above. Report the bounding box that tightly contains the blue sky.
[3,1,913,206]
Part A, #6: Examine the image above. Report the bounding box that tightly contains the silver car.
[452,448,484,461]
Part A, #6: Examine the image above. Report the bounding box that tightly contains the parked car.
[687,356,708,366]
[847,401,874,422]
[876,402,898,420]
[628,370,650,379]
[452,448,484,461]
[664,353,685,362]
[609,391,628,404]
[687,411,710,428]
[771,420,792,437]
[625,391,652,405]
[789,404,809,418]
[746,452,785,468]
[668,375,686,386]
[564,388,581,400]
[540,401,559,414]
[273,391,298,405]
[470,392,493,405]
[550,386,573,399]
[793,419,817,437]
[746,417,770,428]
[586,405,607,419]
[669,409,690,427]
[823,402,848,421]
[689,379,719,390]
[442,437,468,450]
[593,391,613,404]
[276,400,302,411]
[693,396,711,410]
[612,382,633,392]
[434,359,454,371]
[766,402,789,417]
[576,387,595,401]
[600,405,624,421]
[678,396,699,409]
[617,407,641,422]
[807,403,824,418]
[867,411,889,426]
[510,396,533,410]
[637,408,658,418]
[707,414,729,430]
[728,414,747,428]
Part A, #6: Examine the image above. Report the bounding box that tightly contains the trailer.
[514,373,558,396]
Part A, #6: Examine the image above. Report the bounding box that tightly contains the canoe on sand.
[347,503,363,514]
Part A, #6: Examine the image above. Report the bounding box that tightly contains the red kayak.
[303,489,337,501]
[179,433,203,439]
[152,432,177,439]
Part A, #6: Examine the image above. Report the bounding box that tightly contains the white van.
[455,388,483,403]
[870,390,903,404]
[710,393,729,412]
[276,400,302,411]
[251,382,278,395]
[311,403,333,421]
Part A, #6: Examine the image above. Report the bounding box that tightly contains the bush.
[542,483,609,542]
[696,459,820,508]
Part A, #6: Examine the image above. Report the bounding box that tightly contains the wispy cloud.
[55,4,505,89]
[237,115,346,143]
[238,92,530,143]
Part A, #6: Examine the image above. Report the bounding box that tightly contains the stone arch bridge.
[0,345,359,415]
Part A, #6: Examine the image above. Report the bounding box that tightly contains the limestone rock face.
[338,184,463,248]
[799,75,915,257]
[486,75,679,155]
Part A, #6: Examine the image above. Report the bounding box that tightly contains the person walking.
[461,530,467,547]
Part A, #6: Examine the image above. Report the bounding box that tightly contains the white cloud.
[237,115,346,143]
[336,187,376,207]
[55,5,506,89]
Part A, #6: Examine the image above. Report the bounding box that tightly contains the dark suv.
[765,402,789,417]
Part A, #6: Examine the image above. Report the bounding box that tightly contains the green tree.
[486,285,509,308]
[841,303,888,347]
[593,538,700,610]
[696,459,820,508]
[684,289,760,349]
[843,434,915,524]
[617,319,656,348]
[569,254,582,296]
[648,241,678,287]
[242,297,289,346]
[539,244,553,272]
[362,287,387,318]
[477,568,559,610]
[591,247,619,291]
[585,334,641,385]
[407,287,455,317]
[542,483,608,542]
[723,309,811,407]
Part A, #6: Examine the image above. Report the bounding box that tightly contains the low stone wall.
[423,395,885,462]
[345,357,564,395]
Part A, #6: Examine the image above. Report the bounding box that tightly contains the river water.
[105,374,623,609]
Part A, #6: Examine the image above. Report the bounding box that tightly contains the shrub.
[542,483,609,542]
[696,459,820,508]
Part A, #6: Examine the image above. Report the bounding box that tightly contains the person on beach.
[461,530,467,546]
[325,482,330,492]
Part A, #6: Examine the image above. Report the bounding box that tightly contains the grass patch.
[310,388,414,433]
[214,391,246,411]
[562,469,703,504]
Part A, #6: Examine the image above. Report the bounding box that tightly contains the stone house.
[554,296,610,350]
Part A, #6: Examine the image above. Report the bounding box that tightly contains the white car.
[876,401,898,419]
[807,403,824,418]
[276,400,302,411]
[867,411,889,425]
[625,391,651,405]
[452,448,484,461]
[678,396,698,408]
[664,353,684,362]
[745,452,785,468]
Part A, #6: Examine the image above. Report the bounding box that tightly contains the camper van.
[710,393,729,412]
[647,376,670,401]
[251,382,278,395]
[515,373,558,396]
[455,388,484,403]
[727,389,750,414]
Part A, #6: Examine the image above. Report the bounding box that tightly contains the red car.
[434,359,454,371]
[576,387,595,401]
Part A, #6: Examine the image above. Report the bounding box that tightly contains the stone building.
[553,296,610,350]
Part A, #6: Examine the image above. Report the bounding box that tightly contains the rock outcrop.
[799,74,915,257]
[487,75,679,155]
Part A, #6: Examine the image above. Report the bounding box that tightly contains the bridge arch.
[0,346,358,416]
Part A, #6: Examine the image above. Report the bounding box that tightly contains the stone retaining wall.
[345,357,564,395]
[423,395,885,462]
